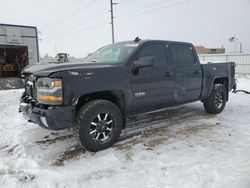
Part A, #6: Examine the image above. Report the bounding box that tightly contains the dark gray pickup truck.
[20,39,236,151]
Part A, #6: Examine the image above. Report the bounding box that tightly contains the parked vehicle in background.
[57,53,69,63]
[20,38,236,152]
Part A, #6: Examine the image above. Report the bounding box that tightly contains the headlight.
[37,78,63,105]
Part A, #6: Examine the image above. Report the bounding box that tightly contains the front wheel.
[203,84,227,114]
[73,100,123,152]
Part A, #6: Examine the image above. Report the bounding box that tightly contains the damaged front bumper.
[19,101,73,130]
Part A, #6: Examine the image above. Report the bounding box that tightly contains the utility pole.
[240,43,243,53]
[110,0,117,44]
[55,43,58,57]
[233,37,238,53]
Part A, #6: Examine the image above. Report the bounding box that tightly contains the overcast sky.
[1,0,250,57]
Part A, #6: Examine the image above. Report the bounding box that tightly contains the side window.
[137,43,167,66]
[169,44,196,65]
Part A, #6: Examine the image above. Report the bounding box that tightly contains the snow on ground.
[0,77,250,188]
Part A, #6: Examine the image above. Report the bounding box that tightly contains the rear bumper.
[19,102,73,130]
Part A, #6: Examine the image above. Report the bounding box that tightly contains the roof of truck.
[114,39,193,46]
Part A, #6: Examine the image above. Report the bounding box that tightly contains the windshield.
[84,43,139,64]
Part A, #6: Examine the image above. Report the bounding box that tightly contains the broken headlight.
[37,78,63,105]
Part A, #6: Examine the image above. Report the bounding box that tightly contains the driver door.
[129,42,174,114]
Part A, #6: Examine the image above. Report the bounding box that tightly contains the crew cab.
[20,39,236,152]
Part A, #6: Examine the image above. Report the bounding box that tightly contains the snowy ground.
[0,77,250,188]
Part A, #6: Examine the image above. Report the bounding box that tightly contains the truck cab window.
[169,44,196,65]
[137,43,167,66]
[84,43,138,64]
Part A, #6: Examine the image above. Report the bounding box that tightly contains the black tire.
[203,84,227,114]
[73,99,123,152]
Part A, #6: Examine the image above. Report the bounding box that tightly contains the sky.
[0,0,250,58]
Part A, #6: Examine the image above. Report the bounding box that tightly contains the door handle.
[194,70,200,74]
[164,72,173,77]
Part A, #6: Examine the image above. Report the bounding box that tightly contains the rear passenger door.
[169,44,202,103]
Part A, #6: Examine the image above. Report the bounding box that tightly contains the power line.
[40,0,98,30]
[117,0,143,7]
[116,0,190,22]
[117,0,173,18]
[41,0,98,30]
[42,7,108,34]
[41,0,190,42]
[42,21,109,40]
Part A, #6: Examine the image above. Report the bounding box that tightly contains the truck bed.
[201,62,236,99]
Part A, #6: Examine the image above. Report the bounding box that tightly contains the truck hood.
[22,62,115,77]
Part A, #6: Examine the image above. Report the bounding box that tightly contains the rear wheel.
[73,100,123,152]
[203,84,227,114]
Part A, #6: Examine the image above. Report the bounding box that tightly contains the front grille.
[25,83,32,96]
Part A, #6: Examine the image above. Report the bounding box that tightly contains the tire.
[73,99,123,152]
[203,84,227,114]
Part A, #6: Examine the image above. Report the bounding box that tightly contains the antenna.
[134,37,141,42]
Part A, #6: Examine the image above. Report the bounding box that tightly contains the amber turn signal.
[53,80,62,87]
[38,95,63,102]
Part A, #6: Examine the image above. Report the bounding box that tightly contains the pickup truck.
[20,38,236,152]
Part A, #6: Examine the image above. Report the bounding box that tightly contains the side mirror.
[134,56,154,68]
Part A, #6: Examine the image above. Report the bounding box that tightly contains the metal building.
[0,23,39,77]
